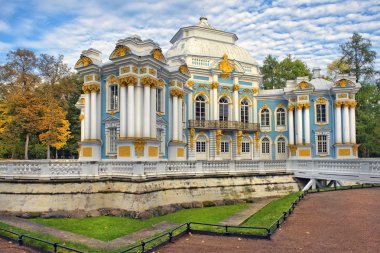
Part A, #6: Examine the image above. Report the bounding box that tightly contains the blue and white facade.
[75,17,360,161]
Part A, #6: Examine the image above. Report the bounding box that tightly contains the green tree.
[261,54,311,89]
[327,58,350,78]
[355,84,380,157]
[340,32,376,82]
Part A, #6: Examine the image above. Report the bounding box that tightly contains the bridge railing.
[286,159,380,183]
[0,160,287,180]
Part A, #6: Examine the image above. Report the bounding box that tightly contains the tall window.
[195,96,206,120]
[262,137,270,154]
[108,127,117,154]
[221,141,229,153]
[109,85,119,110]
[196,136,206,153]
[276,108,286,126]
[156,88,162,112]
[242,138,250,153]
[316,104,326,123]
[277,137,286,154]
[261,109,270,127]
[317,135,328,154]
[219,97,229,121]
[241,100,249,123]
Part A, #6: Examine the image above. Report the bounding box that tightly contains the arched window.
[109,84,119,110]
[262,137,270,154]
[276,108,286,126]
[316,104,326,123]
[196,136,206,153]
[242,137,250,153]
[240,99,249,123]
[195,96,206,121]
[219,97,229,121]
[261,109,270,127]
[277,137,286,154]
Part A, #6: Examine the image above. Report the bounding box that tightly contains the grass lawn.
[241,192,301,228]
[32,203,249,241]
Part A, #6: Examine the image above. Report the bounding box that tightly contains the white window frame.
[275,107,287,132]
[195,95,207,121]
[105,123,119,156]
[219,97,229,122]
[106,83,119,112]
[314,97,329,125]
[276,136,287,160]
[240,99,250,123]
[316,134,329,156]
[260,136,272,160]
[260,106,272,131]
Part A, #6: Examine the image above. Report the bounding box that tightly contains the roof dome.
[166,17,258,66]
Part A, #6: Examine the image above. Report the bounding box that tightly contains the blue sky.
[0,0,380,73]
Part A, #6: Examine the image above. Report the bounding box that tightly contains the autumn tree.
[327,58,350,78]
[340,32,376,82]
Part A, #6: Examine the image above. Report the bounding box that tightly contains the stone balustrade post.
[195,161,203,175]
[133,162,145,178]
[156,162,166,175]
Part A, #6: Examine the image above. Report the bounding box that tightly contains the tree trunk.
[24,133,29,160]
[47,145,50,159]
[55,148,58,159]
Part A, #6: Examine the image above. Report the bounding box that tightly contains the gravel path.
[0,237,39,253]
[159,188,380,253]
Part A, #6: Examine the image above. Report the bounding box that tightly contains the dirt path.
[0,237,39,253]
[159,188,380,253]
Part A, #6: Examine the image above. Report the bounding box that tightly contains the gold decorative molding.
[141,67,147,74]
[132,66,138,74]
[110,45,130,59]
[189,128,195,150]
[120,66,130,74]
[157,79,165,88]
[75,55,93,69]
[315,97,327,104]
[232,84,240,91]
[343,101,351,107]
[151,49,166,62]
[134,139,145,157]
[149,68,156,76]
[82,83,100,93]
[299,95,308,101]
[296,103,303,110]
[218,54,234,79]
[349,101,357,108]
[252,87,259,95]
[277,103,284,108]
[106,75,118,85]
[255,132,260,150]
[287,104,295,111]
[85,75,93,82]
[335,79,352,88]
[352,144,359,155]
[334,101,343,107]
[118,75,138,87]
[303,102,310,109]
[170,89,184,98]
[216,130,223,155]
[210,82,219,89]
[79,114,84,121]
[337,93,348,99]
[289,144,297,156]
[295,81,313,90]
[187,80,194,88]
[237,130,243,155]
[141,76,158,87]
[261,104,268,110]
[179,65,190,76]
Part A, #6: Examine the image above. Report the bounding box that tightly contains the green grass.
[32,203,249,242]
[242,192,301,228]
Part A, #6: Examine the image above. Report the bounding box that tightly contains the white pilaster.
[296,104,303,145]
[90,91,97,140]
[233,89,239,121]
[335,102,342,144]
[135,86,142,137]
[188,93,193,120]
[304,105,310,144]
[343,104,350,144]
[150,87,157,139]
[349,104,356,143]
[80,112,84,141]
[127,85,135,137]
[178,96,183,141]
[172,95,179,141]
[120,85,127,138]
[213,89,218,120]
[288,108,294,145]
[84,93,91,140]
[143,84,151,138]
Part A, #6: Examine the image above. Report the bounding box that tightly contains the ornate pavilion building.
[75,17,360,161]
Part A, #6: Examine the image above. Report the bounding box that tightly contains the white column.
[90,91,97,140]
[172,95,179,141]
[288,108,294,145]
[135,86,142,137]
[127,85,135,137]
[349,104,356,143]
[150,87,157,139]
[213,89,218,120]
[343,103,350,144]
[296,104,303,145]
[233,88,239,121]
[188,93,193,120]
[178,96,183,141]
[80,112,85,141]
[120,85,127,138]
[143,84,151,138]
[304,105,310,144]
[209,88,214,120]
[335,102,342,144]
[84,93,91,140]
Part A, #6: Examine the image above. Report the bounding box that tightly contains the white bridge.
[0,159,379,187]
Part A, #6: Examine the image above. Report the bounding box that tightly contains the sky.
[0,0,379,73]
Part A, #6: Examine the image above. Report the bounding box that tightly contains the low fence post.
[54,243,58,253]
[18,235,23,246]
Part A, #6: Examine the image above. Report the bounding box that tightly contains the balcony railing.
[188,120,260,132]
